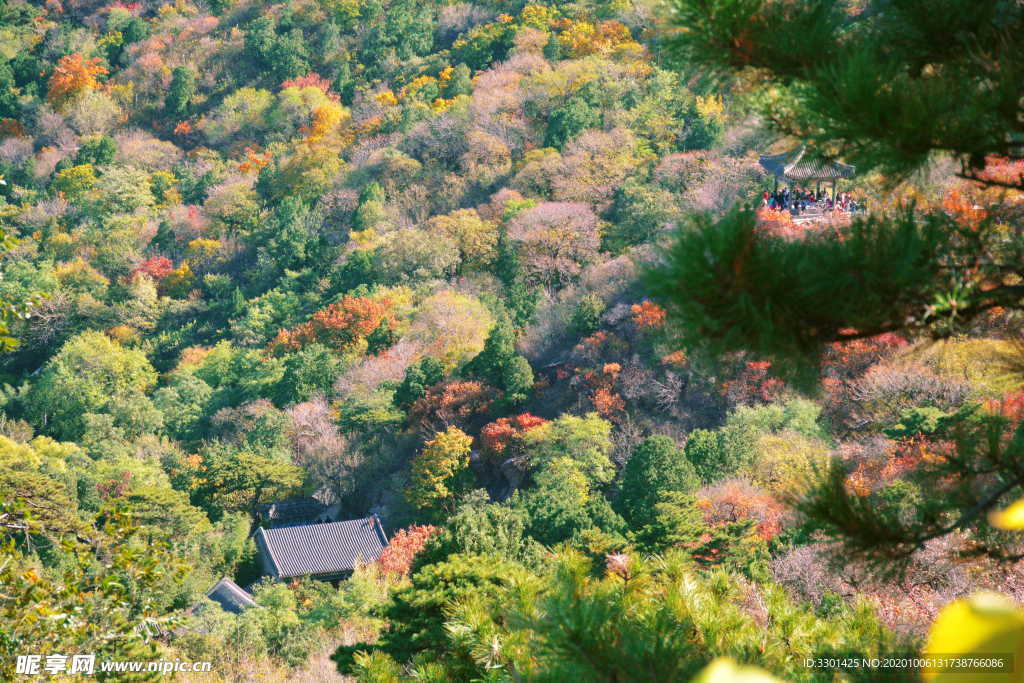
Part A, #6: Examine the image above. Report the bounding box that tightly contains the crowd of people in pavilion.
[757,145,860,218]
[760,187,861,215]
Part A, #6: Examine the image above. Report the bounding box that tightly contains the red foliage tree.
[843,436,952,497]
[480,413,548,461]
[591,386,625,417]
[719,359,785,407]
[981,388,1024,426]
[270,295,394,354]
[408,380,497,435]
[822,331,908,382]
[280,73,340,102]
[377,524,441,576]
[131,256,174,282]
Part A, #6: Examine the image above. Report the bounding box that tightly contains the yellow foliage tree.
[743,432,829,498]
[406,426,473,515]
[52,164,98,202]
[426,208,498,271]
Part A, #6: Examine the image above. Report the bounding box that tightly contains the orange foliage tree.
[47,53,107,107]
[697,479,787,541]
[844,437,952,497]
[377,524,441,576]
[630,300,666,329]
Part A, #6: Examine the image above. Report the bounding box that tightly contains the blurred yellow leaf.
[692,658,784,683]
[990,497,1024,530]
[923,592,1024,682]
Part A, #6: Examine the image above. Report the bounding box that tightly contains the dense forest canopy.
[1,0,1023,679]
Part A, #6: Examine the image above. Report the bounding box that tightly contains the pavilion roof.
[759,146,855,181]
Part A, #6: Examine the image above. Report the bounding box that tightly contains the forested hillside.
[1,0,1023,679]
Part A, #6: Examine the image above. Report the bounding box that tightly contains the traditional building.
[256,497,342,528]
[759,145,855,196]
[202,577,257,614]
[254,516,389,582]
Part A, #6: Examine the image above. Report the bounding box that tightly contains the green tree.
[330,249,379,294]
[617,436,700,529]
[26,331,158,441]
[633,491,768,572]
[522,413,615,486]
[165,65,195,118]
[0,509,187,680]
[543,31,562,61]
[494,225,538,328]
[683,426,756,484]
[465,315,515,383]
[0,447,86,539]
[74,134,117,166]
[444,63,472,98]
[0,227,41,352]
[604,181,680,254]
[394,356,444,410]
[464,315,534,406]
[682,99,723,150]
[103,486,212,544]
[334,554,519,675]
[366,318,398,355]
[244,17,310,81]
[274,343,342,406]
[515,457,626,546]
[501,355,534,407]
[348,550,903,680]
[152,372,213,443]
[245,197,328,291]
[191,444,304,523]
[570,293,605,336]
[544,97,601,149]
[193,342,286,412]
[0,62,19,119]
[416,491,541,569]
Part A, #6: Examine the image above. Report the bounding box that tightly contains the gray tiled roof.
[255,517,389,579]
[760,146,855,181]
[205,577,257,614]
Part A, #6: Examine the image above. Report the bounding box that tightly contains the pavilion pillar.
[832,178,837,199]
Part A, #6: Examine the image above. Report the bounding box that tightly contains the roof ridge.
[212,577,256,602]
[782,145,806,175]
[254,527,282,577]
[373,515,389,545]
